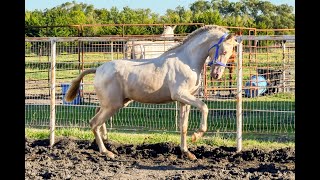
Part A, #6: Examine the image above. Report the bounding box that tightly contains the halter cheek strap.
[208,33,229,67]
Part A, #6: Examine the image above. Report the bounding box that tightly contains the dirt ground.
[25,137,295,180]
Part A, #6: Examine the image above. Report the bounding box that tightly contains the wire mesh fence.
[25,35,295,136]
[239,35,295,134]
[25,41,51,127]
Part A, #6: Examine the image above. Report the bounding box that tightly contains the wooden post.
[236,38,243,152]
[50,38,56,147]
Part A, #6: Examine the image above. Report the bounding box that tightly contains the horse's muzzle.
[211,65,225,80]
[211,73,219,79]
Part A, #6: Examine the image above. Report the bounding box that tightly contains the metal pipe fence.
[25,35,295,149]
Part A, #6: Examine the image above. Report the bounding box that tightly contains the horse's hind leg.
[90,106,118,159]
[100,123,108,141]
[95,99,132,142]
[95,107,108,141]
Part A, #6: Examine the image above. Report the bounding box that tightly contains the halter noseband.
[208,33,229,67]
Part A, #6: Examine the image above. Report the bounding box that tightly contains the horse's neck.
[182,32,221,73]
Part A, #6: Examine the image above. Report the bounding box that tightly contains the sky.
[25,0,295,15]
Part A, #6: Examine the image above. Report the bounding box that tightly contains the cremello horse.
[125,25,177,59]
[65,25,238,160]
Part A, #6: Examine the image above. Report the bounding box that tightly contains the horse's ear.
[226,33,235,40]
[172,25,177,30]
[225,33,239,45]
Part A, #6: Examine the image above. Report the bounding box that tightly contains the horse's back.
[94,59,174,103]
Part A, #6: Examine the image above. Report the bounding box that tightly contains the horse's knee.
[201,104,208,114]
[200,125,207,133]
[198,103,208,115]
[181,125,188,134]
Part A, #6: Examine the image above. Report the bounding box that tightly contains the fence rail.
[25,34,295,149]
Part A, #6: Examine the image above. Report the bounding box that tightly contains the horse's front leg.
[172,91,208,155]
[179,103,196,160]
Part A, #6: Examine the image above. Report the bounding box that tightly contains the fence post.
[203,64,208,99]
[50,38,56,147]
[110,117,113,130]
[175,101,178,132]
[236,38,243,152]
[282,41,286,92]
[111,41,114,61]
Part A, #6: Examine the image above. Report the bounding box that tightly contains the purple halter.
[208,33,229,67]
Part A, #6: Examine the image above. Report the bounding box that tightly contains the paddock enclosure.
[25,24,295,179]
[25,24,295,146]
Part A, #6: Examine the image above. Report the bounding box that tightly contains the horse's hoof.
[183,151,197,161]
[191,133,198,143]
[107,152,116,159]
[102,151,116,159]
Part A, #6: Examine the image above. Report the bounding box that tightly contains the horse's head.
[208,33,238,79]
[161,25,177,37]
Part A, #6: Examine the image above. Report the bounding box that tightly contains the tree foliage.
[25,0,295,37]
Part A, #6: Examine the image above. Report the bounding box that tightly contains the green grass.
[25,127,294,151]
[25,93,295,133]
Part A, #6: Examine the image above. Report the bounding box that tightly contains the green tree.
[190,0,212,13]
[25,0,295,37]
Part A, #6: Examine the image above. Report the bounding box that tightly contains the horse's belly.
[126,85,173,104]
[132,95,173,104]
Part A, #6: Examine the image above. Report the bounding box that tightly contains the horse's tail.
[65,68,96,102]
